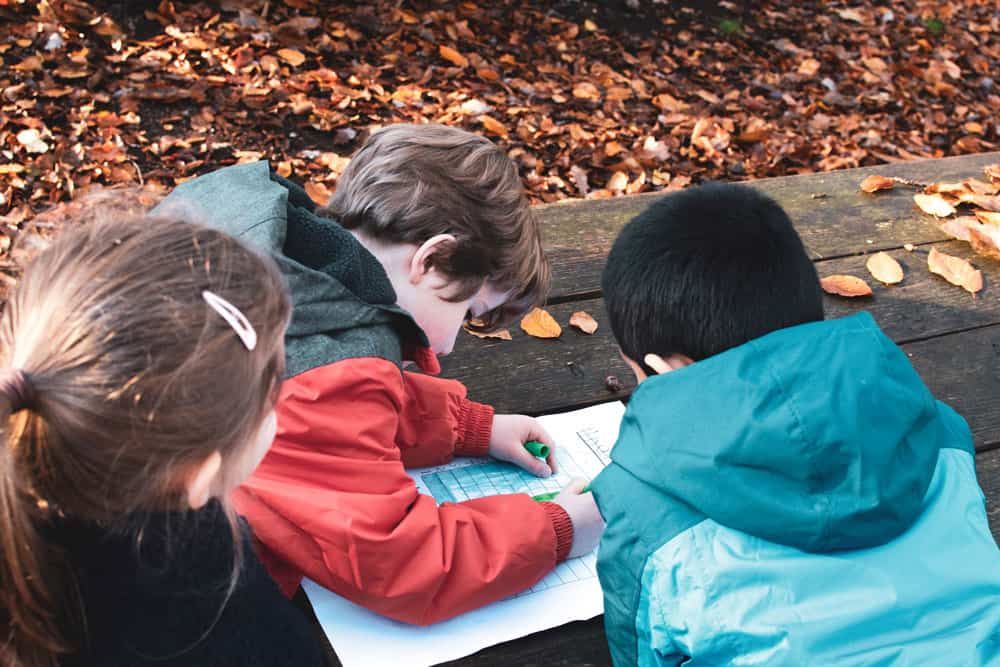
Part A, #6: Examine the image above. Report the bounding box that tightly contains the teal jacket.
[592,313,1000,666]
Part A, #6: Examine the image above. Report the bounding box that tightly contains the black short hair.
[602,183,823,369]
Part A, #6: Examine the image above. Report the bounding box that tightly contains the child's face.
[404,279,510,356]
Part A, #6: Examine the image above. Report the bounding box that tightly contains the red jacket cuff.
[454,399,493,457]
[541,502,574,562]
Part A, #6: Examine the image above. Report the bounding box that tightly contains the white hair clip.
[202,291,257,351]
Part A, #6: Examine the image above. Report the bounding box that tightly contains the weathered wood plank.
[442,300,1000,450]
[540,152,1000,301]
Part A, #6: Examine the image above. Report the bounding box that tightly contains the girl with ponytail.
[0,208,324,666]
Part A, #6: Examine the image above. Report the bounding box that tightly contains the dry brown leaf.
[927,247,982,295]
[520,308,562,339]
[798,58,821,77]
[860,175,895,193]
[607,171,629,192]
[463,323,512,340]
[957,193,1000,212]
[438,45,468,68]
[975,210,1000,226]
[984,164,1000,184]
[479,115,508,138]
[866,252,903,285]
[967,226,1000,261]
[277,48,306,67]
[569,311,598,334]
[304,181,332,206]
[572,82,601,101]
[820,275,873,298]
[939,216,979,242]
[913,193,956,218]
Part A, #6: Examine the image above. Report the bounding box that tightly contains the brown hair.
[319,123,550,329]
[0,212,290,666]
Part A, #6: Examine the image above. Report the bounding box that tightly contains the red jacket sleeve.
[394,370,494,467]
[233,357,573,625]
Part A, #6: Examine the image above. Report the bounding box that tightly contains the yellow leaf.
[927,247,982,295]
[569,311,598,334]
[859,175,895,193]
[520,308,562,339]
[439,45,468,68]
[607,171,629,192]
[866,252,903,285]
[479,115,508,138]
[913,193,956,218]
[975,210,1000,226]
[277,48,306,67]
[820,275,873,298]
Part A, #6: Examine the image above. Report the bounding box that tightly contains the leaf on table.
[520,307,562,339]
[569,310,598,334]
[967,225,1000,261]
[463,322,512,340]
[820,275,873,297]
[956,193,1000,212]
[277,48,306,67]
[438,45,468,68]
[866,252,903,285]
[860,175,895,193]
[984,164,1000,184]
[913,193,956,217]
[963,178,999,196]
[939,216,980,242]
[974,210,1000,226]
[927,247,982,295]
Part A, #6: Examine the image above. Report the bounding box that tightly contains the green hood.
[154,161,427,377]
[602,312,970,552]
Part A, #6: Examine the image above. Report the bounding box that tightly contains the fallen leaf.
[820,275,873,297]
[16,129,48,154]
[967,226,1000,261]
[927,247,982,295]
[569,165,589,197]
[277,48,306,67]
[569,311,598,334]
[572,82,601,101]
[957,193,1000,212]
[607,171,628,192]
[939,216,979,242]
[860,175,895,193]
[463,323,512,340]
[520,307,562,339]
[975,210,1000,226]
[985,164,1000,184]
[866,252,904,285]
[304,181,332,206]
[438,45,468,68]
[459,98,491,115]
[798,58,821,77]
[479,115,508,137]
[913,193,956,218]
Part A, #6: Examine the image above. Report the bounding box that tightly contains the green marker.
[523,440,550,458]
[531,483,591,502]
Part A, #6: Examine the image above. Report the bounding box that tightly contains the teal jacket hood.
[600,312,965,552]
[153,161,428,377]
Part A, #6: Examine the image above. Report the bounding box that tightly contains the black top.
[55,500,325,667]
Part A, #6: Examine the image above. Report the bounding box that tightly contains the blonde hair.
[320,123,550,329]
[0,210,290,666]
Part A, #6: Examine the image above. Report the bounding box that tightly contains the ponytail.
[0,370,71,667]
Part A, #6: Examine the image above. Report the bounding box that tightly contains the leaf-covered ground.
[0,0,997,234]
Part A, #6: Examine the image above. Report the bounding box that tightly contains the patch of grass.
[923,16,945,35]
[718,17,742,36]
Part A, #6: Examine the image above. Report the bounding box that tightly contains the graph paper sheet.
[304,400,627,667]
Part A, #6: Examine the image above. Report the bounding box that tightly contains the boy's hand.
[554,479,605,558]
[489,414,557,477]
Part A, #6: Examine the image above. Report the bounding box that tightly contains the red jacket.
[233,355,573,625]
[161,162,573,625]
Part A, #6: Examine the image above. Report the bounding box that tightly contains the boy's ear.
[409,234,457,285]
[185,451,222,510]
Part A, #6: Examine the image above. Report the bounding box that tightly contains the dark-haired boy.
[593,183,1000,666]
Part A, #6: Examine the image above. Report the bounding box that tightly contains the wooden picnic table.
[300,151,1000,667]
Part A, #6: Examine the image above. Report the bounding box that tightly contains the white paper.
[304,400,627,667]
